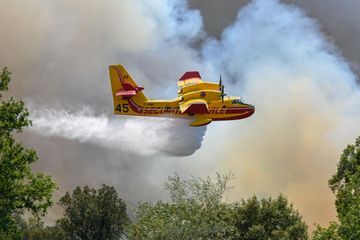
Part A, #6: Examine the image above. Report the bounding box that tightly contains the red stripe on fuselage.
[214,109,255,121]
[225,107,252,114]
[128,99,143,113]
[127,99,254,119]
[128,99,183,115]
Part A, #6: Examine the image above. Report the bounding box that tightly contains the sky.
[1,0,360,230]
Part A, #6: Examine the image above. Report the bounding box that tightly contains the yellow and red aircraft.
[109,64,254,126]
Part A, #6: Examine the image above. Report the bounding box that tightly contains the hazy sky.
[1,0,360,230]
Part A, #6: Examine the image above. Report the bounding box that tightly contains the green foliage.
[311,137,360,239]
[14,217,63,240]
[165,172,232,206]
[129,173,236,240]
[129,201,235,240]
[0,67,56,239]
[56,184,129,240]
[328,137,360,239]
[233,195,308,240]
[128,173,308,240]
[0,68,10,98]
[312,222,341,240]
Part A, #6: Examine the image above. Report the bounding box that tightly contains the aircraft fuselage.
[116,97,255,121]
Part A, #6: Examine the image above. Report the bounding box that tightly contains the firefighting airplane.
[109,65,254,126]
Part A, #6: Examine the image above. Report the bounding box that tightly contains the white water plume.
[29,107,206,156]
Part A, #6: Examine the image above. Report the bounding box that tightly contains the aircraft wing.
[179,99,209,115]
[178,71,202,87]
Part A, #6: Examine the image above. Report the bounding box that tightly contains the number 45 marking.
[115,104,129,112]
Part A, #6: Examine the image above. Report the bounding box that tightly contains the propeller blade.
[219,74,226,102]
[221,85,225,102]
[219,74,222,90]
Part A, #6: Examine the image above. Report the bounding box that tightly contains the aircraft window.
[232,99,243,104]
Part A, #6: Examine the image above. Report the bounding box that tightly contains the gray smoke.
[190,0,360,76]
[199,0,360,228]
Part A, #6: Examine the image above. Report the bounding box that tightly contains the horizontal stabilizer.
[115,85,144,100]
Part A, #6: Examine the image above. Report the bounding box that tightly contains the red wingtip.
[179,71,201,81]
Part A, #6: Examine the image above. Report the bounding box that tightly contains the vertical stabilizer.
[109,65,147,115]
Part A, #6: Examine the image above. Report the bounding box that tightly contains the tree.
[328,137,360,239]
[129,173,236,240]
[0,67,56,239]
[311,137,360,239]
[312,222,341,240]
[56,184,129,240]
[232,195,308,240]
[128,173,308,240]
[14,217,63,240]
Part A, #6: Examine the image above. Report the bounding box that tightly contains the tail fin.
[109,64,148,115]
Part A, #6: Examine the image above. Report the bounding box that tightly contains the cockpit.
[232,99,244,105]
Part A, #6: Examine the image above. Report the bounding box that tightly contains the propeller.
[219,75,222,90]
[219,74,226,102]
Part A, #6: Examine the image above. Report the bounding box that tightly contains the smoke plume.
[201,0,360,227]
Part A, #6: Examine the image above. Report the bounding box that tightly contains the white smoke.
[200,0,360,227]
[29,107,206,156]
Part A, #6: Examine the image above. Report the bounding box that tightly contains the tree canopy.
[56,184,129,240]
[329,137,360,239]
[312,222,341,240]
[312,136,360,240]
[128,173,308,240]
[0,67,56,239]
[232,195,308,240]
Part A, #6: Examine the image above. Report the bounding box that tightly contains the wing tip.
[179,71,202,81]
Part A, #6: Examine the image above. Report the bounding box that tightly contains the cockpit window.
[232,99,243,105]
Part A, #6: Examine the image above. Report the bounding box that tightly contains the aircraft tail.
[109,64,147,115]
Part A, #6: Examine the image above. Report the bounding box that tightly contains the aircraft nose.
[248,104,255,116]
